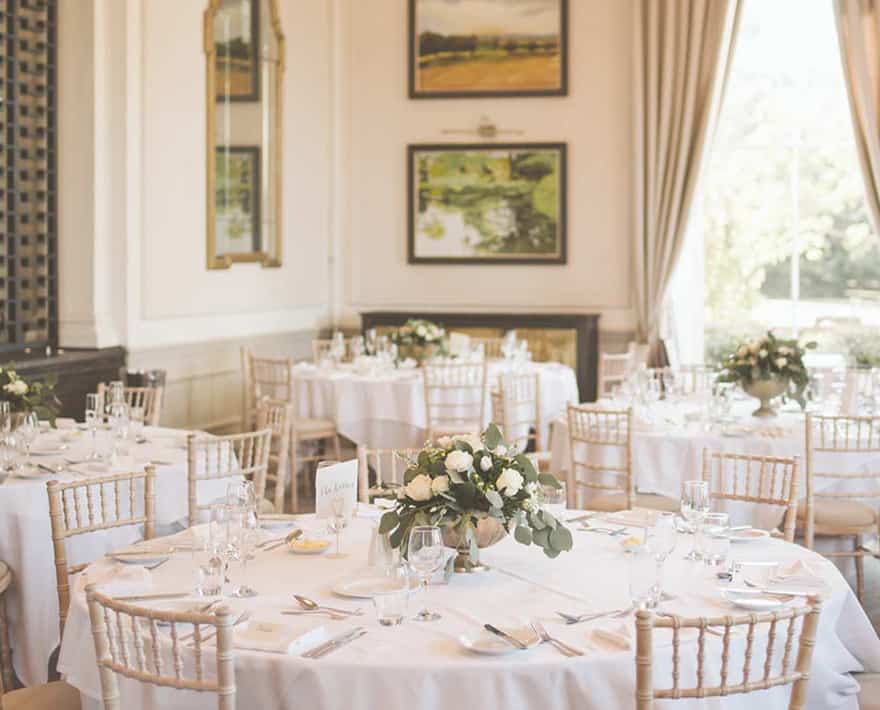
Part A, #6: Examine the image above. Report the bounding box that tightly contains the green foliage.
[0,363,60,426]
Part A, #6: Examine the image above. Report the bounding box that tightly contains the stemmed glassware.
[85,393,102,461]
[364,328,377,356]
[326,495,349,559]
[230,506,259,598]
[681,480,710,560]
[407,525,445,622]
[16,411,38,474]
[647,512,678,606]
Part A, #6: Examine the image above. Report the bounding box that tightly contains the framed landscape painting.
[214,0,260,101]
[408,143,567,265]
[215,146,261,256]
[409,0,568,98]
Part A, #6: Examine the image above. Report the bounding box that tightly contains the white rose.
[4,380,27,396]
[775,357,787,368]
[445,450,473,474]
[431,475,450,495]
[758,349,768,359]
[493,444,508,456]
[479,455,493,472]
[416,326,427,337]
[453,433,483,452]
[496,467,524,497]
[748,341,759,354]
[436,435,453,449]
[404,474,433,502]
[736,345,748,358]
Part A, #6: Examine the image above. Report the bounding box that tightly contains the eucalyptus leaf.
[549,525,573,551]
[378,511,399,535]
[484,423,503,450]
[485,489,504,509]
[533,527,550,548]
[514,525,532,545]
[538,473,562,489]
[529,511,546,530]
[543,546,561,559]
[515,454,538,483]
[540,510,558,530]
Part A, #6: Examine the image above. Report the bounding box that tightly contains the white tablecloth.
[550,401,880,530]
[0,426,230,686]
[294,360,579,449]
[59,513,880,710]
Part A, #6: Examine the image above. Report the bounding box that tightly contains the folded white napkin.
[770,560,826,591]
[597,508,658,528]
[234,619,328,655]
[82,563,153,596]
[589,621,632,651]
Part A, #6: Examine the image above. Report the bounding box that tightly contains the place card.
[315,459,358,518]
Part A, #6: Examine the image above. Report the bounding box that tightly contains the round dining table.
[0,424,230,686]
[293,359,579,450]
[58,510,880,710]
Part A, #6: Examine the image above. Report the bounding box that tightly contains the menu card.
[315,459,358,518]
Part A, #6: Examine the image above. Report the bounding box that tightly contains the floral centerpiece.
[378,424,573,572]
[0,364,60,424]
[389,318,447,364]
[718,331,815,417]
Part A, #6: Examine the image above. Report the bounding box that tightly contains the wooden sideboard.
[360,311,599,401]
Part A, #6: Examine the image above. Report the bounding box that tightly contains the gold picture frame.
[204,0,285,269]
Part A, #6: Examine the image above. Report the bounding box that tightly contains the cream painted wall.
[336,0,636,334]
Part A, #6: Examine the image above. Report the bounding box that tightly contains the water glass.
[697,512,730,567]
[628,547,655,610]
[0,402,10,434]
[129,406,145,440]
[0,433,17,474]
[681,480,709,560]
[541,481,567,517]
[372,563,410,626]
[230,508,259,598]
[16,412,38,473]
[192,529,223,597]
[647,512,678,605]
[326,495,349,559]
[408,525,445,622]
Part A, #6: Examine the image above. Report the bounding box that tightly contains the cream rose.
[479,455,493,472]
[445,450,473,474]
[436,435,453,450]
[736,345,748,358]
[775,357,787,368]
[404,474,433,502]
[758,349,768,359]
[453,433,483,452]
[496,467,524,497]
[4,380,27,396]
[431,475,450,495]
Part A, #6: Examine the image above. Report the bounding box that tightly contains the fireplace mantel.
[360,311,598,401]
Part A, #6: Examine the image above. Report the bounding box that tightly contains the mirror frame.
[204,0,285,269]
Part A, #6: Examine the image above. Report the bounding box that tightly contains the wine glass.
[85,393,101,460]
[0,401,10,435]
[407,525,445,622]
[681,480,709,560]
[326,495,349,559]
[647,512,678,606]
[16,411,38,474]
[129,406,145,441]
[230,507,259,598]
[365,328,377,356]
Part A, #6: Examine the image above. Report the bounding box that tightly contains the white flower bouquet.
[718,331,815,408]
[0,363,60,423]
[378,424,573,562]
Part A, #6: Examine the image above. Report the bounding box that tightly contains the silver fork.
[529,620,583,657]
[557,606,633,625]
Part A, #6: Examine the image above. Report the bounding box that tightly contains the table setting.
[52,427,880,710]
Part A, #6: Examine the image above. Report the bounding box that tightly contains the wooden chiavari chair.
[311,337,354,364]
[356,446,420,503]
[255,398,293,512]
[239,347,294,430]
[490,372,551,471]
[0,561,12,694]
[598,351,634,397]
[96,384,164,427]
[635,598,823,709]
[423,361,488,441]
[800,413,880,601]
[566,404,678,512]
[47,468,156,637]
[86,585,236,710]
[186,430,272,526]
[701,449,799,542]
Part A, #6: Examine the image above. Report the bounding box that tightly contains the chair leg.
[290,436,299,514]
[333,433,341,461]
[855,536,865,603]
[0,593,14,693]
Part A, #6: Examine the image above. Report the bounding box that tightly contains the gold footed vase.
[441,518,506,573]
[743,378,787,418]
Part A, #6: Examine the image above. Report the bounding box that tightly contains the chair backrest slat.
[47,467,156,637]
[356,446,420,502]
[255,397,293,512]
[423,362,487,440]
[566,404,633,509]
[86,585,237,710]
[240,347,295,430]
[96,383,164,427]
[491,372,542,453]
[599,351,634,397]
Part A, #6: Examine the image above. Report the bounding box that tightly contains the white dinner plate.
[724,590,791,611]
[30,444,68,456]
[458,628,540,656]
[111,553,170,566]
[728,528,770,543]
[332,576,420,599]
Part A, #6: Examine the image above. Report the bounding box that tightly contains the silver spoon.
[261,529,303,551]
[293,594,363,616]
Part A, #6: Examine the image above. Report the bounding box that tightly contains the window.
[701,0,878,365]
[0,0,57,352]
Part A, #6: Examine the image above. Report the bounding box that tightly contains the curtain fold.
[835,0,880,234]
[633,0,742,365]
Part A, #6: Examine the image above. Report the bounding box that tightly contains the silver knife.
[484,624,527,650]
[304,627,367,659]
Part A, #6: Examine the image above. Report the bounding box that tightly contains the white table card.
[315,459,358,518]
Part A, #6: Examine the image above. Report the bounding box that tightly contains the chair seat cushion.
[587,492,680,513]
[856,673,880,710]
[294,417,336,434]
[796,498,877,528]
[3,681,81,710]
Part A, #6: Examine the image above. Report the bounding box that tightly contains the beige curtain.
[835,0,880,234]
[633,0,742,364]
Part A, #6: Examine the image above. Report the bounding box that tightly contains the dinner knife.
[310,628,368,658]
[303,627,367,659]
[484,624,528,650]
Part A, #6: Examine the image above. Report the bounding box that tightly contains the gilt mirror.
[205,0,284,269]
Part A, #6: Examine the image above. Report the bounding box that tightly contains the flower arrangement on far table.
[717,331,815,416]
[0,364,60,424]
[379,424,573,572]
[389,318,447,363]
